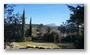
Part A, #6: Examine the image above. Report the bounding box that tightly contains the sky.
[12,4,78,26]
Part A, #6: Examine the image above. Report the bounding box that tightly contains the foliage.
[58,22,66,34]
[31,36,39,41]
[67,4,84,49]
[29,17,32,37]
[61,35,76,43]
[38,23,44,28]
[37,23,46,36]
[22,9,26,39]
[47,26,52,33]
[67,4,84,28]
[58,5,84,49]
[24,37,32,42]
[4,4,22,42]
[43,32,60,42]
[43,33,54,42]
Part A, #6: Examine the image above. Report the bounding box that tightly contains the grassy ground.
[16,41,75,49]
[56,43,75,49]
[16,41,59,48]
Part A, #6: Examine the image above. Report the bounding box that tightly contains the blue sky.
[13,4,78,26]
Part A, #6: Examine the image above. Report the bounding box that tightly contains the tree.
[22,9,26,38]
[29,17,32,37]
[47,26,52,33]
[39,23,44,28]
[67,4,84,49]
[58,22,67,37]
[38,23,45,35]
[51,29,62,43]
[4,4,22,42]
[67,5,84,33]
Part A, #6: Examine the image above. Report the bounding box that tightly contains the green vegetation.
[67,5,84,49]
[29,17,32,37]
[22,9,26,39]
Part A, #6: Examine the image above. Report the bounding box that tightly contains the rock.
[5,46,11,49]
[19,46,25,49]
[26,44,36,48]
[38,46,45,49]
[11,42,20,49]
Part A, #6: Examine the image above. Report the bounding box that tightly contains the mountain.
[45,23,59,29]
[46,23,58,26]
[26,23,59,29]
[26,24,39,27]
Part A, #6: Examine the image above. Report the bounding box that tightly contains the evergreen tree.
[4,4,22,42]
[29,17,32,37]
[22,9,26,38]
[67,5,84,49]
[67,5,84,31]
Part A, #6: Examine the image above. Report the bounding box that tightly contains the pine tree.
[67,5,84,49]
[29,17,32,37]
[22,9,26,38]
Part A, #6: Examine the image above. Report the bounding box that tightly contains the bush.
[31,36,37,41]
[24,37,32,42]
[74,35,84,49]
[42,33,54,42]
[61,35,77,43]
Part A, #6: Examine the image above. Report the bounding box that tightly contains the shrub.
[42,33,54,42]
[24,37,32,42]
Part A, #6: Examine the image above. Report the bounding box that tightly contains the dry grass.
[16,42,74,49]
[16,41,59,48]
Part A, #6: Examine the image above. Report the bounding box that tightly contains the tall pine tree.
[29,17,32,37]
[22,9,26,38]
